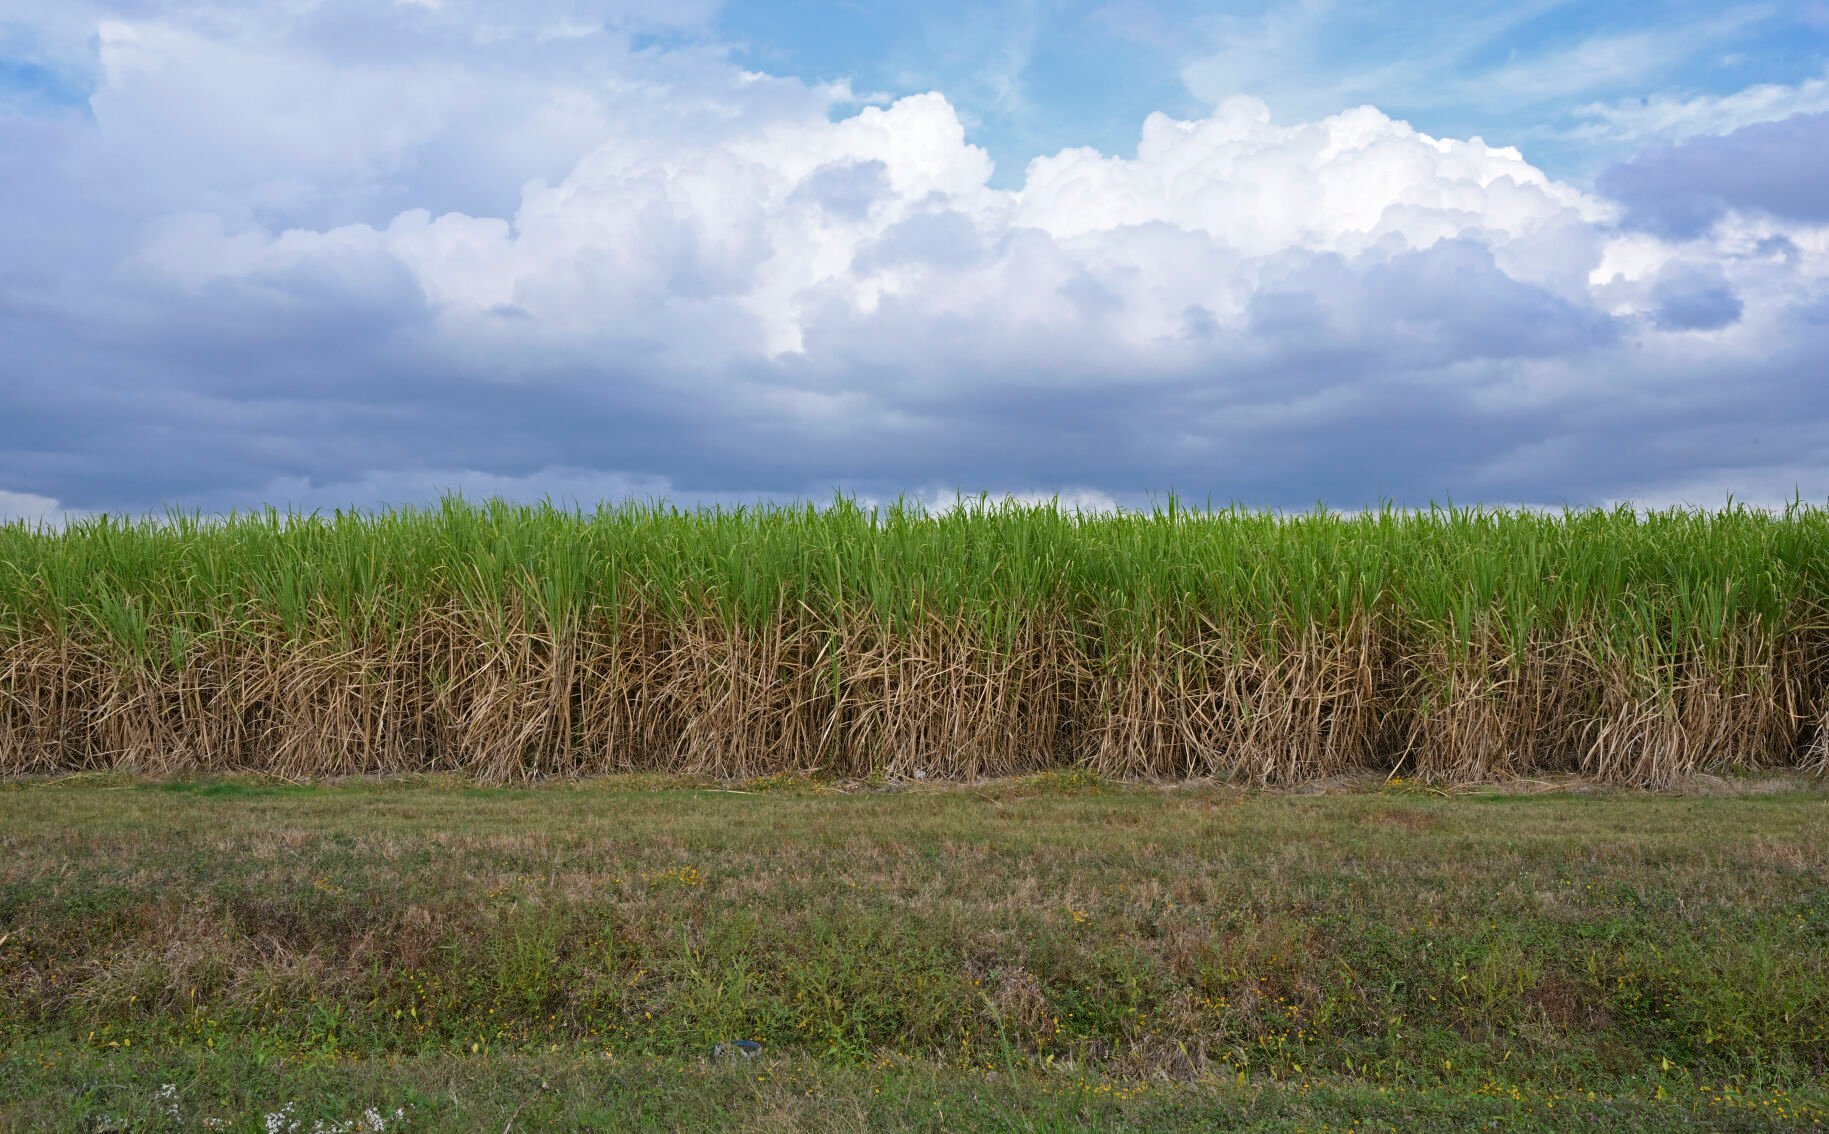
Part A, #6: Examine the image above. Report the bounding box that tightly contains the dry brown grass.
[3,604,1821,787]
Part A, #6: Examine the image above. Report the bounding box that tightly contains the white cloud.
[1572,67,1829,146]
[6,2,1829,513]
[0,490,74,525]
[169,91,1621,355]
[1014,99,1602,271]
[41,1,843,232]
[1175,1,1765,124]
[1610,466,1829,512]
[1468,20,1748,107]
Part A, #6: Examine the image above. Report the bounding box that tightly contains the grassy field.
[3,497,1829,785]
[2,775,1826,1131]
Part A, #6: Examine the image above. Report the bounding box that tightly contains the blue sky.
[0,1,1827,519]
[721,1,1829,182]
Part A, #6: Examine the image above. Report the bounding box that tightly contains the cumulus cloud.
[18,0,841,231]
[3,3,1829,513]
[209,93,1603,361]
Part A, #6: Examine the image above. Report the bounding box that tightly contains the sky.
[0,0,1827,520]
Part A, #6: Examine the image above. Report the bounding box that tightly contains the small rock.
[711,1039,764,1060]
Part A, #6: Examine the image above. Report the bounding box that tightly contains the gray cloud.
[1651,266,1744,332]
[1600,111,1829,238]
[856,210,986,272]
[2,6,1828,518]
[792,160,890,221]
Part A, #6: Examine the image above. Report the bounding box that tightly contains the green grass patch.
[2,780,1826,1129]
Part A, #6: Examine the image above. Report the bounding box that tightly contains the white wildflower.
[153,1082,181,1120]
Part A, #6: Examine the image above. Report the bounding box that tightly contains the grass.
[3,496,1829,785]
[2,776,1826,1130]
